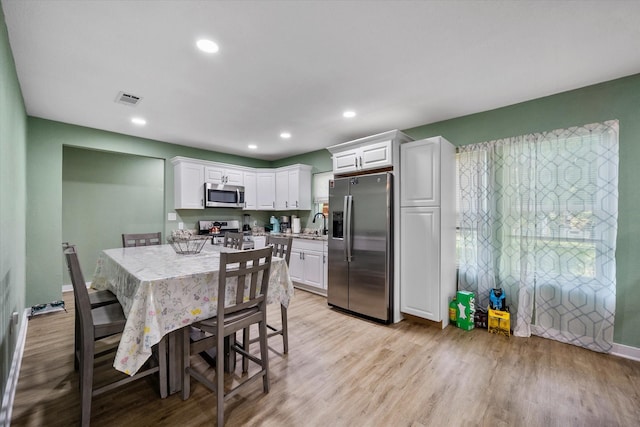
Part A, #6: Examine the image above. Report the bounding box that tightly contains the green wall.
[0,2,26,414]
[26,118,271,305]
[403,74,640,348]
[62,147,165,282]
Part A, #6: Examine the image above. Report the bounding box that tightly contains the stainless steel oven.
[197,220,254,250]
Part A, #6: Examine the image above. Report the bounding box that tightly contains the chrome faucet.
[312,212,327,235]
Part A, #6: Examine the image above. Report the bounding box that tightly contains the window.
[456,120,618,352]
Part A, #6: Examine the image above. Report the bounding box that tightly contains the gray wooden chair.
[122,232,162,247]
[182,247,273,426]
[242,235,292,372]
[222,231,244,250]
[62,243,167,426]
[63,242,119,370]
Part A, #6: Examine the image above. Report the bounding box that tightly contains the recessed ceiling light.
[131,117,146,126]
[280,132,291,139]
[343,110,356,118]
[196,39,219,53]
[248,144,258,150]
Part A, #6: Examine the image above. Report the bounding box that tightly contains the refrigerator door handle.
[345,194,353,262]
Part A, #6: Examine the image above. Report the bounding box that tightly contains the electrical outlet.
[178,222,184,230]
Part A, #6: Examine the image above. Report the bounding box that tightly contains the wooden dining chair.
[62,243,167,427]
[122,232,162,247]
[222,231,244,250]
[242,235,292,372]
[63,242,119,370]
[182,247,273,426]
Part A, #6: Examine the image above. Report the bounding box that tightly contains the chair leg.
[280,304,288,354]
[181,327,191,400]
[242,327,250,373]
[217,332,225,427]
[259,318,270,393]
[79,338,94,427]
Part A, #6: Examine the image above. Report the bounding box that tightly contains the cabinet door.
[204,166,225,184]
[288,169,300,209]
[303,250,324,288]
[243,171,257,210]
[224,167,244,186]
[400,207,441,321]
[400,139,440,207]
[360,140,392,170]
[174,162,204,209]
[289,248,304,283]
[333,149,359,173]
[256,172,275,210]
[275,170,289,210]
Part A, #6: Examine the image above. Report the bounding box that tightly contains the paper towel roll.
[292,217,301,234]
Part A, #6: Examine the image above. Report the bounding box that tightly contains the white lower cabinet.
[400,207,441,321]
[288,239,327,295]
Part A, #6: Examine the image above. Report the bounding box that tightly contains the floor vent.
[115,91,142,106]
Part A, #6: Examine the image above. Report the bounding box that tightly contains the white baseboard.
[611,342,640,362]
[0,308,29,426]
[61,281,91,293]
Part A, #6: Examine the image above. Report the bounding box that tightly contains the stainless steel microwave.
[204,183,245,208]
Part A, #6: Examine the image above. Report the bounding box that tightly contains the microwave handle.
[236,188,240,205]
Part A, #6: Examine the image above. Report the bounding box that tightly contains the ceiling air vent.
[115,91,142,106]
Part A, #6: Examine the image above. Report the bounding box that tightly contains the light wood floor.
[11,289,640,426]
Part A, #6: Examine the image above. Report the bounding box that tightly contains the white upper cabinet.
[327,130,412,174]
[275,170,289,210]
[275,165,312,210]
[256,171,276,210]
[243,171,257,210]
[205,165,243,186]
[171,157,312,211]
[172,158,205,209]
[400,138,442,207]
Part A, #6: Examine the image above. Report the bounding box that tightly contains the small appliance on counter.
[197,219,254,249]
[243,214,251,232]
[280,216,290,232]
[269,216,280,233]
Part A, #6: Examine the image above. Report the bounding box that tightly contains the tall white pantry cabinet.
[400,137,456,328]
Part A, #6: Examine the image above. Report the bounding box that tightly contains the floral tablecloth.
[91,244,294,375]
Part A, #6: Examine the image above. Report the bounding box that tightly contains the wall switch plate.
[168,212,177,221]
[178,222,184,230]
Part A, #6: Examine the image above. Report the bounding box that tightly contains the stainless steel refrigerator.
[327,172,393,323]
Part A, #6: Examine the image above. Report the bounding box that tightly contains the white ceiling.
[3,1,640,161]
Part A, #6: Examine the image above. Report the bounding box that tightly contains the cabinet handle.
[295,201,298,207]
[302,252,305,260]
[201,198,204,207]
[273,201,275,208]
[323,254,326,263]
[286,201,288,208]
[359,156,363,168]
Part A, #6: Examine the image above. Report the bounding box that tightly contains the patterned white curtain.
[457,120,619,352]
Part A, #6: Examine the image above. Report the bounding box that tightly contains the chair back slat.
[265,235,293,265]
[223,232,244,250]
[219,247,273,317]
[122,232,162,247]
[62,243,94,340]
